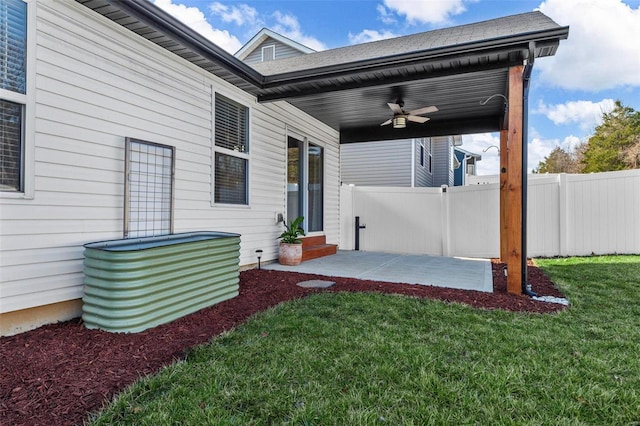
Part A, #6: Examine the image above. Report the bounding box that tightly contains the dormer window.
[262,45,275,61]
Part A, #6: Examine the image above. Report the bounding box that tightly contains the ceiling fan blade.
[380,118,392,126]
[407,115,430,123]
[387,103,404,114]
[408,105,438,116]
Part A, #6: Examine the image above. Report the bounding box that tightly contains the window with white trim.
[214,94,249,205]
[419,142,425,167]
[1,0,27,192]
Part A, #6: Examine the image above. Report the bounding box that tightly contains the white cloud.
[209,2,260,27]
[153,0,242,53]
[537,0,640,90]
[528,136,557,172]
[461,133,500,176]
[377,4,397,25]
[535,99,615,130]
[381,0,467,24]
[529,134,582,173]
[462,132,583,175]
[348,29,399,45]
[271,11,327,51]
[561,135,583,152]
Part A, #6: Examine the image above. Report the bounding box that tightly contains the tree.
[582,101,640,172]
[620,135,640,169]
[534,146,575,173]
[533,142,586,174]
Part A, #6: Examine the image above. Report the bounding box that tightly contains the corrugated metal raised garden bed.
[82,231,241,333]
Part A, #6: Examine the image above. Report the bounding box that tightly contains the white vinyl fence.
[340,169,640,258]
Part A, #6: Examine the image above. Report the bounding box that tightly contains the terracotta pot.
[279,243,303,266]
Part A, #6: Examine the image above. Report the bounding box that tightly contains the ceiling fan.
[380,99,438,129]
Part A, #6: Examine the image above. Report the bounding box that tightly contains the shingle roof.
[251,11,561,76]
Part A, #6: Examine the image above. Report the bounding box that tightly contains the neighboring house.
[340,136,464,187]
[454,148,482,186]
[235,28,315,65]
[0,0,568,335]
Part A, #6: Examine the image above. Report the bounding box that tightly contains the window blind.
[215,94,247,153]
[1,0,27,94]
[0,99,22,191]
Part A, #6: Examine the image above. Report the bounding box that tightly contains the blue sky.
[153,0,640,175]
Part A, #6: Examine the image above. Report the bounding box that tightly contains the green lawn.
[88,255,640,425]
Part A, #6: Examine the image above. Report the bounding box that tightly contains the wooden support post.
[499,129,508,263]
[506,65,524,295]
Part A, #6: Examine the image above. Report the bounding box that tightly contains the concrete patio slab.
[264,250,493,293]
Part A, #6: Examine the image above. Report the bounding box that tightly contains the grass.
[88,255,640,425]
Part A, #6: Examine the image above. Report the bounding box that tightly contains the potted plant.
[278,216,305,265]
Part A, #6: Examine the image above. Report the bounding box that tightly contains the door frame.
[285,127,325,234]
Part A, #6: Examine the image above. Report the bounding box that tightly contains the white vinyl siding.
[432,136,454,187]
[0,0,340,317]
[340,139,412,187]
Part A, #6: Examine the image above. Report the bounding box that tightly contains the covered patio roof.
[77,0,568,141]
[76,0,570,295]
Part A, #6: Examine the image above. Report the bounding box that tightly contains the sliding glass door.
[287,134,323,233]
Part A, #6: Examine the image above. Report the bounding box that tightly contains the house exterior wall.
[432,136,454,187]
[0,1,340,330]
[340,139,413,186]
[243,38,307,64]
[414,138,433,187]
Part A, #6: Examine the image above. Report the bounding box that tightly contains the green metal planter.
[82,231,241,333]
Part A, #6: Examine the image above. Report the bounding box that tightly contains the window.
[419,142,425,167]
[426,138,433,174]
[467,163,476,175]
[262,44,275,61]
[124,138,174,238]
[214,94,249,205]
[1,0,27,192]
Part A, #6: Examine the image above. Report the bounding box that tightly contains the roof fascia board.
[261,26,569,87]
[104,0,265,88]
[258,59,522,103]
[235,30,270,60]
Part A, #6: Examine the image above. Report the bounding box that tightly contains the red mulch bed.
[1,260,566,426]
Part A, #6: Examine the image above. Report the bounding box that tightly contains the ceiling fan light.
[392,116,406,129]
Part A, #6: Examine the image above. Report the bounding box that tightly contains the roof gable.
[235,28,315,60]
